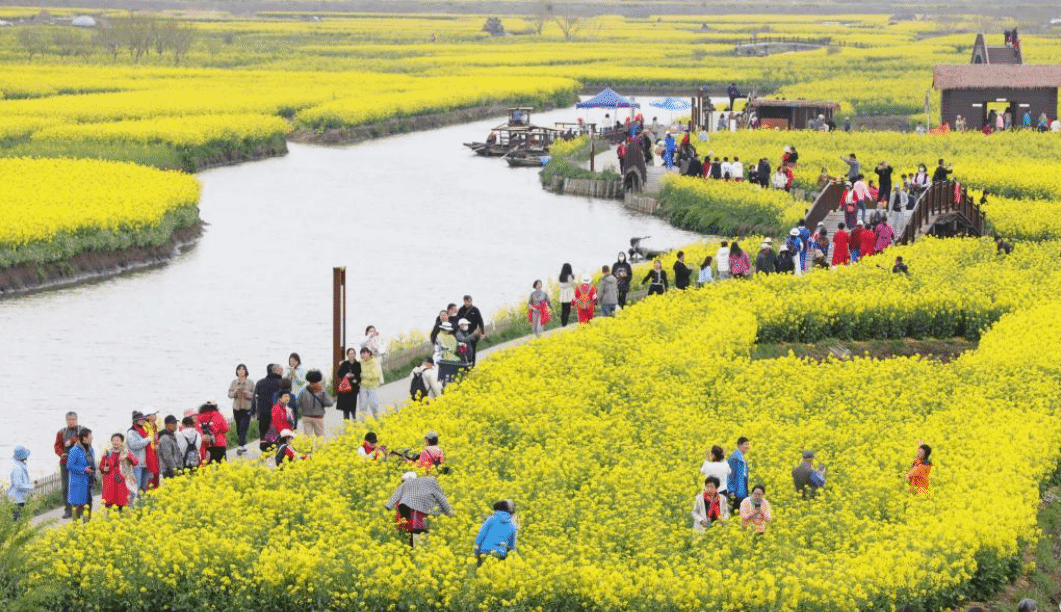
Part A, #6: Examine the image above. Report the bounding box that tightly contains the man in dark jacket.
[456,296,485,337]
[755,243,776,274]
[157,415,182,478]
[254,364,283,442]
[756,158,771,188]
[932,158,953,182]
[672,251,693,289]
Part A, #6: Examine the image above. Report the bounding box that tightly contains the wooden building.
[745,99,839,130]
[933,65,1061,130]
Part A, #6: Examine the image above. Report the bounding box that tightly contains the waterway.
[0,101,702,474]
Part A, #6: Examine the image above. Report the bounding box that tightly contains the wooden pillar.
[332,267,346,384]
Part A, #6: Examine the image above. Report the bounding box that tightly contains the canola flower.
[26,237,1061,612]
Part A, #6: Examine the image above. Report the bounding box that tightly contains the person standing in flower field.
[692,475,729,532]
[906,441,932,495]
[727,437,750,511]
[385,472,455,547]
[728,242,752,279]
[54,411,84,519]
[700,445,731,498]
[739,484,773,534]
[642,259,668,295]
[474,500,518,564]
[792,451,826,499]
[832,223,851,267]
[99,433,137,511]
[573,273,597,324]
[415,432,446,473]
[67,428,95,521]
[672,251,693,289]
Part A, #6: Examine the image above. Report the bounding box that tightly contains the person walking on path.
[410,357,443,400]
[255,364,283,449]
[727,437,750,512]
[785,229,803,276]
[558,263,575,327]
[196,402,229,465]
[336,348,361,421]
[298,369,333,438]
[874,219,894,253]
[692,475,729,532]
[474,500,519,564]
[792,450,826,499]
[798,221,811,273]
[285,353,308,403]
[360,325,388,358]
[663,131,676,170]
[99,433,137,511]
[642,260,668,295]
[597,267,618,316]
[527,280,551,335]
[156,417,181,479]
[906,441,933,495]
[67,428,95,521]
[8,446,33,521]
[573,274,597,324]
[853,174,872,224]
[860,222,876,258]
[739,484,773,534]
[673,251,693,289]
[832,223,851,266]
[385,472,455,547]
[612,252,633,307]
[457,296,486,339]
[728,242,752,279]
[228,364,255,455]
[358,347,384,421]
[54,411,84,519]
[127,412,155,498]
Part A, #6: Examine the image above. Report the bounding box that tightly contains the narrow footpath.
[32,326,564,527]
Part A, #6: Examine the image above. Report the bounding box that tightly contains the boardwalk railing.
[804,180,844,228]
[899,180,986,244]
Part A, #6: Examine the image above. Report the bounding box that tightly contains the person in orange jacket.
[906,441,932,495]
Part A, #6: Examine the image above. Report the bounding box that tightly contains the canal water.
[1,101,702,473]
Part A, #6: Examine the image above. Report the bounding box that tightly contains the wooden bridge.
[804,179,986,243]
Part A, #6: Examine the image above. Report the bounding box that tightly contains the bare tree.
[94,25,121,62]
[554,14,582,41]
[170,25,195,64]
[17,28,48,60]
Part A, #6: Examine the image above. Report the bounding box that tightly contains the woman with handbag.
[228,364,255,455]
[336,348,361,421]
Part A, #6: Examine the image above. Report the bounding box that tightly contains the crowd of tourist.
[690,437,932,535]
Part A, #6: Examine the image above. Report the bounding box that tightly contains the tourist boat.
[464,107,562,157]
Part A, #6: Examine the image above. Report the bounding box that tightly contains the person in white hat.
[573,272,598,324]
[433,321,458,364]
[755,242,776,275]
[455,318,482,365]
[275,429,307,465]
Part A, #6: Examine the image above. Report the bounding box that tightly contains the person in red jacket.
[195,402,230,465]
[849,224,863,263]
[859,222,876,258]
[573,273,597,324]
[831,223,851,266]
[54,411,84,518]
[99,433,137,512]
[271,390,295,436]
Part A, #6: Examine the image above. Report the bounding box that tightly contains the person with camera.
[67,428,96,521]
[196,402,229,465]
[127,412,155,500]
[53,411,84,519]
[739,484,773,534]
[415,432,446,473]
[358,432,386,460]
[99,433,138,511]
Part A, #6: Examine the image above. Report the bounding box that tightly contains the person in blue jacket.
[67,428,96,521]
[8,446,34,520]
[727,436,750,513]
[474,500,518,565]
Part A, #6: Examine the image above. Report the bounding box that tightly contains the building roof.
[933,65,1061,90]
[748,99,840,110]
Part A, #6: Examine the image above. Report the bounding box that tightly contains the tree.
[554,14,582,41]
[16,28,48,60]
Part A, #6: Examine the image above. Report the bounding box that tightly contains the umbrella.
[649,97,691,111]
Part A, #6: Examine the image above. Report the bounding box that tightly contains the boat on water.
[505,151,551,167]
[464,107,563,157]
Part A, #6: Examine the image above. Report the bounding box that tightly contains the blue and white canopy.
[576,88,641,109]
[649,97,691,111]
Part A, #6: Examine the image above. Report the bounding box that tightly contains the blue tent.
[576,88,640,109]
[649,97,691,111]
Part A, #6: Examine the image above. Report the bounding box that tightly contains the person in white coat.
[8,446,34,520]
[692,476,729,532]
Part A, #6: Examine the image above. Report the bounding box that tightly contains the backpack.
[410,369,429,401]
[182,432,200,468]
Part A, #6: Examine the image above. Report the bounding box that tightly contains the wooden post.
[332,267,346,384]
[589,128,595,172]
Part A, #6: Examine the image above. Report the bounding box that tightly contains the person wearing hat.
[298,369,333,438]
[784,228,802,275]
[99,433,138,510]
[455,318,482,365]
[755,242,775,275]
[433,321,459,364]
[275,429,307,466]
[67,428,96,521]
[8,445,33,520]
[358,346,384,421]
[792,451,826,499]
[126,412,155,499]
[573,272,597,324]
[775,243,795,274]
[385,471,455,547]
[156,416,182,479]
[196,402,230,465]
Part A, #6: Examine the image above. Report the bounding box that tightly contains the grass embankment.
[539,136,621,191]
